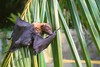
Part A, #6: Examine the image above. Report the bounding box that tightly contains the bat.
[7,18,60,56]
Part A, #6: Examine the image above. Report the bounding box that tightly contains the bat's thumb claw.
[15,40,20,45]
[54,27,61,33]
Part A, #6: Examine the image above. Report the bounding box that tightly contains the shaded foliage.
[0,0,27,28]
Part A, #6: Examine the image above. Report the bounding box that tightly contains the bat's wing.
[33,33,56,55]
[8,18,33,53]
[15,25,34,46]
[9,18,32,39]
[16,18,31,27]
[33,28,60,55]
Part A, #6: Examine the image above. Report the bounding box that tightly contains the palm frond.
[1,0,100,67]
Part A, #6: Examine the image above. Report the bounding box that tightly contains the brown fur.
[32,23,52,35]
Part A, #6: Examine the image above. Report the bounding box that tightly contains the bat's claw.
[54,27,61,33]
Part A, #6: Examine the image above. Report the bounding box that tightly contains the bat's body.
[7,18,60,56]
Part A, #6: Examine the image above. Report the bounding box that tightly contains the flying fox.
[7,18,60,55]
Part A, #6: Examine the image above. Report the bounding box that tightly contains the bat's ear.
[16,18,31,27]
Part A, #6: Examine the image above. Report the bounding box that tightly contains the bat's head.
[32,23,53,35]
